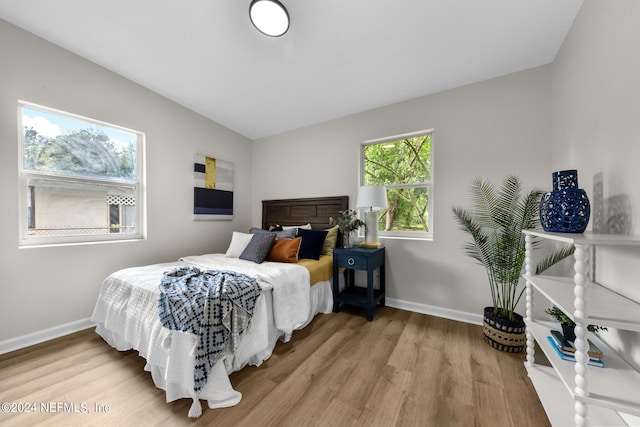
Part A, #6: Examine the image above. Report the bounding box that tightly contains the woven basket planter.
[482,307,526,353]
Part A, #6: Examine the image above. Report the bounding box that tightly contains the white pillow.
[282,223,312,230]
[225,232,253,257]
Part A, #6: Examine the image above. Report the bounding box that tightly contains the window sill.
[19,235,146,249]
[357,233,433,243]
[379,235,433,242]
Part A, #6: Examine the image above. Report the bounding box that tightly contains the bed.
[90,196,348,417]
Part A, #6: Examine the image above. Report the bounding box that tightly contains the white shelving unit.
[523,230,640,427]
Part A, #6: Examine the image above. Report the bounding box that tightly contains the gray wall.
[0,19,253,343]
[551,0,640,369]
[3,0,639,376]
[252,65,553,322]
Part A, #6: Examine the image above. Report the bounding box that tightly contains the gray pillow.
[240,232,276,263]
[249,227,297,239]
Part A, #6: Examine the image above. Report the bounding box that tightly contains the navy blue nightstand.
[332,246,385,321]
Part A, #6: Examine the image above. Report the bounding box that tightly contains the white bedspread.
[180,254,311,334]
[91,254,330,416]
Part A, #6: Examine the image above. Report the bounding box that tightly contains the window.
[18,101,146,247]
[361,129,433,239]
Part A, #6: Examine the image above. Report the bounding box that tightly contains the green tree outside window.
[362,132,432,234]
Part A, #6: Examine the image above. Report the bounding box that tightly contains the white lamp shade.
[357,186,388,210]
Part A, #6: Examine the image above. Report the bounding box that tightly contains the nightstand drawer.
[335,254,368,270]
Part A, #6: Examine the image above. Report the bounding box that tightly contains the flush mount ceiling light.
[249,0,289,37]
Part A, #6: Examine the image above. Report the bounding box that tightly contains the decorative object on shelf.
[539,169,591,233]
[549,330,604,360]
[452,175,575,352]
[544,305,607,341]
[546,336,605,368]
[249,0,289,37]
[562,323,576,342]
[356,185,388,247]
[329,209,364,249]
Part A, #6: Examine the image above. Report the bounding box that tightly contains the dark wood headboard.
[262,196,349,231]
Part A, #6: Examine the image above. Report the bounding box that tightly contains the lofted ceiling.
[0,0,583,140]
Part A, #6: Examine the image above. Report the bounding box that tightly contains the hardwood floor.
[0,307,550,427]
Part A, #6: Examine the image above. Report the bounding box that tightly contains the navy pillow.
[240,232,276,263]
[296,229,328,260]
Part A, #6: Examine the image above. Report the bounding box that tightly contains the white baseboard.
[386,298,483,325]
[0,318,94,355]
[0,301,482,355]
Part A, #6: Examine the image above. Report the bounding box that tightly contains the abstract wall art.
[193,154,233,220]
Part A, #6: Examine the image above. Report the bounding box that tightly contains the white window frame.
[360,129,434,241]
[17,101,146,247]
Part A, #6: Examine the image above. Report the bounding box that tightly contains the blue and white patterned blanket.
[158,266,262,393]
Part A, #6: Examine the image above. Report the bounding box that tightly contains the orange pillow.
[267,237,302,263]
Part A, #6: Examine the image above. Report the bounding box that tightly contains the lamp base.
[363,210,379,245]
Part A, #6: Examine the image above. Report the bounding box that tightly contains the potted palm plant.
[452,175,574,352]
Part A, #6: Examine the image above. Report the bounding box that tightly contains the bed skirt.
[93,279,334,411]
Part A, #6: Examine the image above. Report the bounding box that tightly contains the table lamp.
[356,185,388,247]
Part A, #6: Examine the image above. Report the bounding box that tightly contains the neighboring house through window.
[18,101,146,247]
[361,129,433,240]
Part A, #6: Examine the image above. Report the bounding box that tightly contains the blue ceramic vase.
[539,170,590,233]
